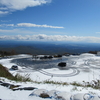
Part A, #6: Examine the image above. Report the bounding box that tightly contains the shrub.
[0,64,15,80]
[0,64,32,82]
[14,74,32,82]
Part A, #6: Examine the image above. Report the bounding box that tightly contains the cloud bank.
[0,0,51,15]
[0,23,64,29]
[17,23,64,29]
[0,34,100,43]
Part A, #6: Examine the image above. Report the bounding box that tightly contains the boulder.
[29,89,48,97]
[39,93,50,98]
[47,90,59,97]
[55,92,72,100]
[54,54,62,58]
[1,83,10,87]
[1,82,20,89]
[13,87,37,91]
[72,93,98,100]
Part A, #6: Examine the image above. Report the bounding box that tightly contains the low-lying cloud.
[0,34,100,43]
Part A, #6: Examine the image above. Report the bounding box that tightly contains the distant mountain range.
[0,40,100,55]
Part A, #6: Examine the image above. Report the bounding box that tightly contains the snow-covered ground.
[0,53,100,100]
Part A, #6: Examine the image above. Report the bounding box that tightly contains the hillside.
[0,41,100,55]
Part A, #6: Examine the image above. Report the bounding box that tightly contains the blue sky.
[0,0,100,42]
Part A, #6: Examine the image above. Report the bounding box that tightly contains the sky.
[0,0,100,42]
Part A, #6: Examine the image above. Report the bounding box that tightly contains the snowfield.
[0,53,100,100]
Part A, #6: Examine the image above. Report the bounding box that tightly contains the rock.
[13,87,37,91]
[91,96,100,100]
[47,90,59,97]
[29,89,47,97]
[1,82,20,89]
[48,56,53,59]
[57,55,62,57]
[0,81,3,84]
[23,87,37,90]
[55,92,72,100]
[73,93,94,100]
[39,93,50,98]
[54,55,62,58]
[1,83,10,87]
[29,89,100,100]
[9,84,20,89]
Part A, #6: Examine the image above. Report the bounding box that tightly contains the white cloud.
[0,24,14,27]
[0,11,8,15]
[0,29,16,32]
[0,23,64,29]
[0,34,100,43]
[6,24,14,26]
[0,29,35,34]
[0,0,51,15]
[17,23,64,29]
[0,20,11,22]
[0,7,8,10]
